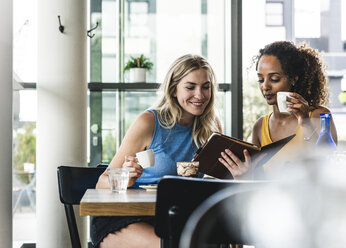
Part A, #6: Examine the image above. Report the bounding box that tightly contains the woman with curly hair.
[219,41,337,179]
[91,54,221,248]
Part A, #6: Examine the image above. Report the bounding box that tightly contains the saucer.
[140,184,157,190]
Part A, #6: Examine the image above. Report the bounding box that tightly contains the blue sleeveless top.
[135,109,198,184]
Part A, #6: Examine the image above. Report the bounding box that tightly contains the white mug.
[136,149,155,168]
[277,92,292,114]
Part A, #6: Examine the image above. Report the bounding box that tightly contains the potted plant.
[124,54,154,83]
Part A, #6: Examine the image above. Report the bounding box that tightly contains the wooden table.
[80,188,157,216]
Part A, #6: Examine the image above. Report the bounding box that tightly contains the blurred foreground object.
[181,149,346,248]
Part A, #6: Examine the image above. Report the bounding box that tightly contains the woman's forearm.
[96,173,110,189]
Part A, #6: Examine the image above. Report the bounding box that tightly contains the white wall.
[37,0,87,247]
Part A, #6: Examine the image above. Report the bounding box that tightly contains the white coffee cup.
[136,149,155,168]
[277,92,292,114]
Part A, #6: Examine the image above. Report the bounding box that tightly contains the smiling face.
[174,68,211,125]
[257,55,295,106]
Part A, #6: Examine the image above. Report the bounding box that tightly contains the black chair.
[179,186,258,248]
[154,176,264,248]
[180,182,308,248]
[57,165,106,248]
[20,243,36,248]
[95,163,109,169]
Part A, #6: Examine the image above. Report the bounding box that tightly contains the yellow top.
[260,112,311,173]
[260,113,306,147]
[260,113,273,147]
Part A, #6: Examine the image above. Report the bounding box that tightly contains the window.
[243,0,346,145]
[89,0,231,164]
[13,0,37,245]
[266,2,284,26]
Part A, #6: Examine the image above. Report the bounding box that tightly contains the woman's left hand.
[286,92,310,125]
[218,149,253,179]
[123,155,144,187]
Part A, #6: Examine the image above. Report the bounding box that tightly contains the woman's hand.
[286,92,310,126]
[123,155,144,187]
[218,149,253,180]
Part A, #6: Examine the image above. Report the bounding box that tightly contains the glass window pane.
[101,92,117,163]
[13,0,37,82]
[124,92,158,131]
[266,3,283,26]
[94,0,229,164]
[13,89,37,244]
[102,1,117,37]
[102,57,117,82]
[101,91,158,162]
[243,0,346,146]
[295,0,320,38]
[102,92,117,130]
[19,91,37,122]
[122,0,225,83]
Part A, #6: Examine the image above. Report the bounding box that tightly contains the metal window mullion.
[231,0,243,139]
[224,0,232,136]
[118,0,125,80]
[116,0,125,149]
[89,0,103,166]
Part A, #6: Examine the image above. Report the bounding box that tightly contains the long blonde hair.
[153,54,219,147]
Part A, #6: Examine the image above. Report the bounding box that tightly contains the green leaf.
[124,54,154,72]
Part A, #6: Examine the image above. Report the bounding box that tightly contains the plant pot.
[129,68,146,83]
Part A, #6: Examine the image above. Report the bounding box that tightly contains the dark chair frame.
[179,186,257,248]
[154,176,262,248]
[57,165,106,248]
[180,182,282,248]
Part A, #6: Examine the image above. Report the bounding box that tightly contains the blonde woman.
[92,54,221,248]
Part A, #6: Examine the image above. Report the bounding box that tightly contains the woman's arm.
[96,111,155,189]
[251,117,263,147]
[285,93,338,145]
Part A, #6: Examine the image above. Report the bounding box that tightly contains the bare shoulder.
[129,111,155,136]
[115,110,156,155]
[106,111,156,172]
[136,111,155,126]
[251,116,264,146]
[310,106,331,118]
[253,116,264,133]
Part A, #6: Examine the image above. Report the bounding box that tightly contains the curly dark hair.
[255,41,329,107]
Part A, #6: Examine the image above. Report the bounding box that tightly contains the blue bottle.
[315,113,336,150]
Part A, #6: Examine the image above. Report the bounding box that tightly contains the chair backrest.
[180,182,305,248]
[57,165,106,248]
[154,175,263,248]
[179,186,258,248]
